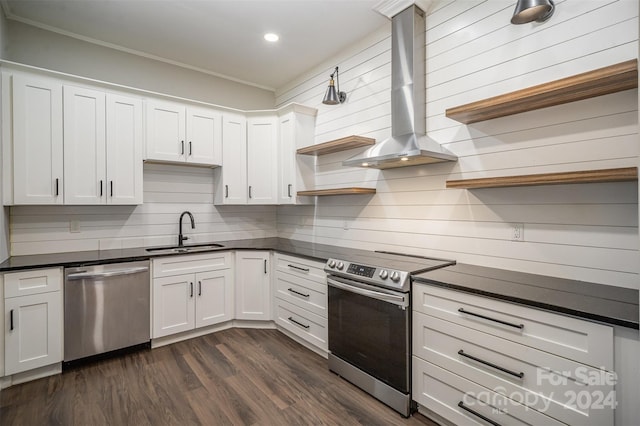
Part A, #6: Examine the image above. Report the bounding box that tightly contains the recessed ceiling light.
[264,33,279,42]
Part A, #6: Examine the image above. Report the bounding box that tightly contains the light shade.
[322,67,346,105]
[511,0,555,24]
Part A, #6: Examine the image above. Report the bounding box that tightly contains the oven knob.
[390,271,400,282]
[337,262,344,270]
[379,269,388,280]
[328,260,336,268]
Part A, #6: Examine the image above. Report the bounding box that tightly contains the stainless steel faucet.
[178,211,195,246]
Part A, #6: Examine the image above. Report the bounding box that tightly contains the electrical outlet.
[69,220,81,233]
[511,223,524,242]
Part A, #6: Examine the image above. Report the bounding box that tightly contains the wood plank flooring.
[1,328,439,425]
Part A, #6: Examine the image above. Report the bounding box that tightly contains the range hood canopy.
[343,1,456,170]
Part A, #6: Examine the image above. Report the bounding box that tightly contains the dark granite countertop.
[2,238,637,329]
[414,263,639,329]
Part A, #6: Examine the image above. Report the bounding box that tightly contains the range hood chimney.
[342,2,456,169]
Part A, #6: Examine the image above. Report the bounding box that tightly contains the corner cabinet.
[215,112,248,204]
[3,268,63,375]
[145,99,222,167]
[247,114,278,204]
[7,74,64,204]
[235,251,271,321]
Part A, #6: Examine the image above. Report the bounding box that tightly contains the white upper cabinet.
[277,106,316,205]
[215,112,248,204]
[146,99,221,166]
[64,86,143,205]
[10,75,64,204]
[106,94,143,204]
[247,114,278,204]
[63,86,106,204]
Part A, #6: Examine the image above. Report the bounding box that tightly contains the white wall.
[276,0,639,289]
[4,20,275,110]
[9,163,277,255]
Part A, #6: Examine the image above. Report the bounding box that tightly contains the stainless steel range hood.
[343,4,456,170]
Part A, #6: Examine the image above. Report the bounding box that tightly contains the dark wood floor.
[1,328,439,425]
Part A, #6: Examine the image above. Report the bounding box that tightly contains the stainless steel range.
[324,251,454,417]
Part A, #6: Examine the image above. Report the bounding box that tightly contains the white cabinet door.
[152,274,196,338]
[4,291,62,375]
[277,109,316,205]
[106,94,143,205]
[247,116,278,204]
[195,269,234,328]
[63,86,106,205]
[186,107,222,166]
[146,100,186,163]
[235,251,271,320]
[217,113,247,204]
[12,75,64,204]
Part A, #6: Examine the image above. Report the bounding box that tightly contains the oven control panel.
[325,258,410,291]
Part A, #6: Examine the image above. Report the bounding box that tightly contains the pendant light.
[511,0,555,24]
[322,66,346,105]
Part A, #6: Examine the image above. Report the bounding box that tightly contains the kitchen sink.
[146,243,225,254]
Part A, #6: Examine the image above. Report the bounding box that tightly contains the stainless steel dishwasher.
[64,260,150,365]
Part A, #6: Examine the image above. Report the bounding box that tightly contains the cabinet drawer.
[414,312,614,426]
[275,299,327,351]
[413,283,613,370]
[413,357,564,426]
[275,271,327,318]
[153,252,231,277]
[4,267,62,298]
[275,253,326,284]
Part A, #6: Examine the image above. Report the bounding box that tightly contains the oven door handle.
[327,277,408,307]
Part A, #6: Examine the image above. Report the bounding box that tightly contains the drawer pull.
[458,308,524,330]
[288,316,310,329]
[458,401,501,426]
[287,288,310,298]
[10,309,14,331]
[287,264,310,273]
[458,350,524,379]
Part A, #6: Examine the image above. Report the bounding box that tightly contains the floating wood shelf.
[297,187,376,196]
[446,167,638,189]
[296,135,375,156]
[446,60,638,124]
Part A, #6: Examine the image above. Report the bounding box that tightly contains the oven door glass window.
[328,284,409,393]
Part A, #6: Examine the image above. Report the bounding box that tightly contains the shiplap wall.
[9,163,277,255]
[276,0,639,288]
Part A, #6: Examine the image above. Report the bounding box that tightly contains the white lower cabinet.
[412,283,615,426]
[235,251,271,320]
[3,268,63,375]
[273,253,327,353]
[152,253,233,338]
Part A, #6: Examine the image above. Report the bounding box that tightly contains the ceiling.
[1,0,390,91]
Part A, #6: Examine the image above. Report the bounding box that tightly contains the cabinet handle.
[264,259,267,274]
[287,264,309,273]
[10,309,14,331]
[190,282,193,298]
[458,350,524,379]
[198,280,202,296]
[110,181,113,197]
[100,180,103,197]
[181,140,185,155]
[55,178,59,196]
[249,186,252,199]
[287,288,310,298]
[189,141,192,156]
[225,185,229,198]
[458,308,524,330]
[458,401,501,426]
[288,184,292,198]
[288,316,310,329]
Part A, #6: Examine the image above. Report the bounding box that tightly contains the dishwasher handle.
[66,266,149,281]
